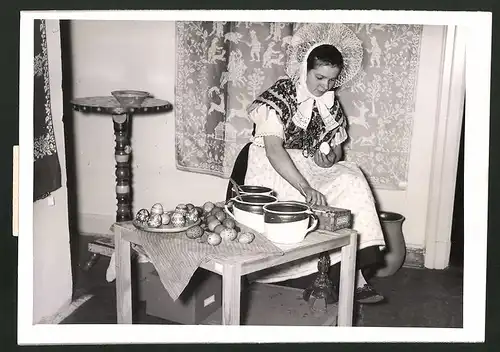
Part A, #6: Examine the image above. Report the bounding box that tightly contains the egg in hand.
[319,142,331,155]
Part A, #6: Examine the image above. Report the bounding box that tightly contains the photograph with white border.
[19,9,490,345]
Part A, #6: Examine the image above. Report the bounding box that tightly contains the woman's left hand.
[314,145,340,168]
[314,149,334,168]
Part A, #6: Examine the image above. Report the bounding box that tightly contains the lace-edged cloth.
[286,23,364,89]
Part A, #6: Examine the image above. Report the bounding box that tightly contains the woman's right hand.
[300,185,327,206]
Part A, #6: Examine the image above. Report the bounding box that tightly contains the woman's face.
[305,64,341,97]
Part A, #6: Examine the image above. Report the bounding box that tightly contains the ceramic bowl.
[111,90,151,108]
[231,185,274,198]
[224,194,277,233]
[263,201,319,244]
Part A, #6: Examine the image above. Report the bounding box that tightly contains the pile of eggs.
[190,201,255,246]
[135,200,255,246]
[135,202,202,229]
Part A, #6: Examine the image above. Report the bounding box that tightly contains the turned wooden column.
[113,113,133,222]
[70,96,173,271]
[302,252,338,313]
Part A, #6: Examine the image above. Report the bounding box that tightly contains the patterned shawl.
[247,78,347,157]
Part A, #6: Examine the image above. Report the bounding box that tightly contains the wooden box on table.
[310,205,352,232]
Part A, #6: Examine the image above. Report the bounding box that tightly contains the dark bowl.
[232,194,277,215]
[231,185,274,198]
[238,185,273,193]
[263,201,311,224]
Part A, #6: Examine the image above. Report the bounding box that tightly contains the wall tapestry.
[175,22,422,190]
[33,19,61,201]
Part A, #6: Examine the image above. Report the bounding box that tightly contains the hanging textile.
[175,21,295,178]
[33,19,61,201]
[339,24,423,190]
[175,22,422,190]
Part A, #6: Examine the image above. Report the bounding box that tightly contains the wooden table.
[114,225,358,326]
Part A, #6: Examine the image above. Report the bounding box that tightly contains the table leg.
[115,226,132,324]
[222,264,242,325]
[113,113,133,222]
[337,231,358,326]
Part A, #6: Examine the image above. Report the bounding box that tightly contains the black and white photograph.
[17,9,490,344]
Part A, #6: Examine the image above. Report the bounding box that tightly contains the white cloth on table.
[105,250,150,282]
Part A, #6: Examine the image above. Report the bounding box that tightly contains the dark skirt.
[225,142,385,285]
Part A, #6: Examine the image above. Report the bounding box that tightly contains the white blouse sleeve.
[249,104,285,147]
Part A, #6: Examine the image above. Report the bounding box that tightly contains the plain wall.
[69,20,447,249]
[33,19,73,323]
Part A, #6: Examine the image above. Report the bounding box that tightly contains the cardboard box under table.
[140,262,340,326]
[130,220,285,325]
[140,264,222,325]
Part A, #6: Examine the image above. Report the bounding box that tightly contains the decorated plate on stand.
[132,218,202,233]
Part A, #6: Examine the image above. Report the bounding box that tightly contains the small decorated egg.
[238,232,255,244]
[185,209,199,224]
[135,208,150,223]
[221,228,238,241]
[194,207,204,217]
[208,219,221,232]
[203,201,215,214]
[161,212,171,225]
[175,204,188,216]
[147,213,162,228]
[214,210,226,222]
[214,224,225,235]
[186,225,204,239]
[206,215,217,224]
[319,142,331,155]
[151,203,164,216]
[207,233,222,246]
[171,212,186,227]
[215,201,226,208]
[222,218,236,229]
[210,207,223,216]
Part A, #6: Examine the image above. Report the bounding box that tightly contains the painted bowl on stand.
[111,90,151,108]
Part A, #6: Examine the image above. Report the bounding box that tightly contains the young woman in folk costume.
[226,23,387,304]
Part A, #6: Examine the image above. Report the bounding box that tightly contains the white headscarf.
[291,43,342,132]
[285,24,364,131]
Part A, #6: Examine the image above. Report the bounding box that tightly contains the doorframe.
[423,25,466,269]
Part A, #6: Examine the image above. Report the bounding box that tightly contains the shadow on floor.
[63,234,463,328]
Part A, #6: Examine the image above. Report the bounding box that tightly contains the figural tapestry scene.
[175,22,422,190]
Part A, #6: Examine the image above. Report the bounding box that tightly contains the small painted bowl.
[111,90,151,108]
